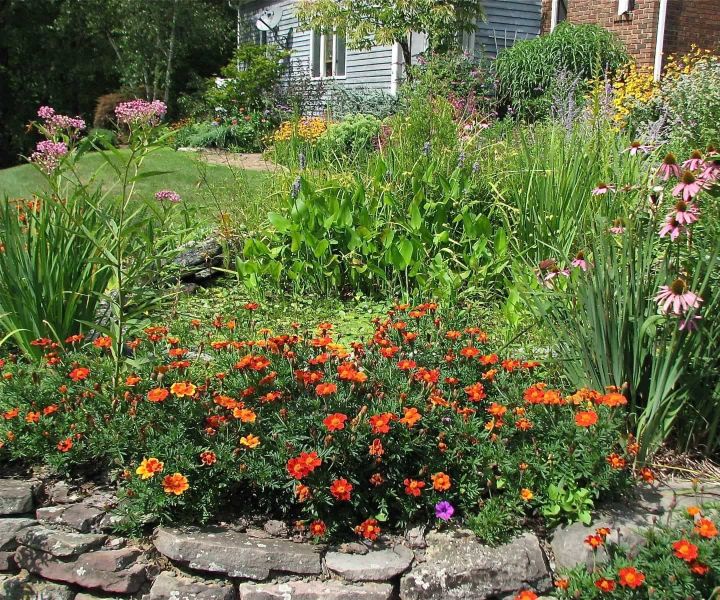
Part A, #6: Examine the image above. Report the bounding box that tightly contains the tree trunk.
[163,0,179,107]
[400,38,413,79]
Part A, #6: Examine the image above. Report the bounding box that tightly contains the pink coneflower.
[679,314,702,332]
[609,218,626,235]
[571,251,588,271]
[672,171,704,201]
[658,216,685,241]
[544,266,569,281]
[656,279,702,316]
[700,159,719,183]
[682,150,705,171]
[671,200,699,225]
[626,140,652,155]
[592,182,615,195]
[657,153,681,180]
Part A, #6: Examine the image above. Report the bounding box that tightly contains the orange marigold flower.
[369,473,384,486]
[309,519,326,537]
[125,375,141,386]
[515,418,534,431]
[200,451,217,466]
[690,561,709,576]
[163,473,189,495]
[695,518,718,539]
[3,408,19,420]
[514,591,538,600]
[431,472,451,491]
[369,413,394,434]
[43,405,58,416]
[233,408,256,423]
[68,367,90,382]
[479,353,499,365]
[136,457,164,479]
[147,388,170,403]
[403,478,425,497]
[445,330,462,340]
[315,382,338,396]
[25,412,40,423]
[687,505,702,517]
[575,410,598,427]
[596,527,612,538]
[639,467,655,483]
[487,403,507,417]
[399,407,422,428]
[601,392,628,407]
[672,539,699,561]
[618,566,645,589]
[460,346,480,358]
[606,453,627,469]
[240,434,261,449]
[520,488,534,501]
[92,335,112,349]
[585,534,605,549]
[57,437,73,452]
[170,382,196,397]
[355,518,381,541]
[369,438,384,457]
[330,478,353,501]
[594,578,616,592]
[554,579,569,590]
[464,382,487,402]
[397,359,417,371]
[323,412,348,431]
[295,483,311,502]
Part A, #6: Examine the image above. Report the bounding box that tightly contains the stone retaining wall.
[1,477,718,600]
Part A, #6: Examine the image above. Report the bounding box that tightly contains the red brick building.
[540,0,720,77]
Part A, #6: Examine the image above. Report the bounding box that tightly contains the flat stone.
[15,545,148,593]
[154,526,322,580]
[326,544,414,582]
[37,503,106,533]
[405,526,427,550]
[75,594,125,600]
[0,551,17,571]
[263,520,288,538]
[16,525,107,558]
[238,580,394,600]
[0,572,75,600]
[399,532,551,600]
[147,571,236,600]
[0,518,37,550]
[550,505,649,570]
[0,480,36,515]
[337,542,368,555]
[48,481,83,505]
[635,481,720,515]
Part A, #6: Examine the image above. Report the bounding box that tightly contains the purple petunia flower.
[435,500,455,521]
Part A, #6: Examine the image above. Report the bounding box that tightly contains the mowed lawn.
[0,148,274,229]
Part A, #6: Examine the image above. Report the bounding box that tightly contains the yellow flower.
[136,457,164,480]
[240,434,261,449]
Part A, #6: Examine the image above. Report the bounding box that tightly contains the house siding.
[477,0,543,58]
[243,0,393,92]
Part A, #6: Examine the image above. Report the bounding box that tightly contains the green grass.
[0,148,273,230]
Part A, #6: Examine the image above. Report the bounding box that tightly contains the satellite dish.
[256,9,282,31]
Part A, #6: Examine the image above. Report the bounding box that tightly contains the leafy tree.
[295,0,485,70]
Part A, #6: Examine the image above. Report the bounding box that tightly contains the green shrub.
[328,86,399,119]
[173,113,275,152]
[316,114,382,163]
[204,43,289,114]
[495,23,629,120]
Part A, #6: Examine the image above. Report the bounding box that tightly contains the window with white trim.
[551,0,568,30]
[310,30,346,78]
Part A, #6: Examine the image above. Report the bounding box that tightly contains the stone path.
[184,149,282,173]
[1,476,718,599]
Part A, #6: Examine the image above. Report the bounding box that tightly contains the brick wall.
[663,0,720,59]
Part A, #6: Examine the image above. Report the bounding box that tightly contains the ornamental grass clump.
[0,304,636,541]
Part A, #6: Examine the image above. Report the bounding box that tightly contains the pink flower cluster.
[30,140,68,173]
[115,100,167,127]
[37,106,86,136]
[154,190,182,203]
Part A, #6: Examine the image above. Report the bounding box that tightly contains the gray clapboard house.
[240,0,542,95]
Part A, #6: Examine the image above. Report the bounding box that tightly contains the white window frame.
[310,29,346,79]
[618,0,631,15]
[550,0,568,31]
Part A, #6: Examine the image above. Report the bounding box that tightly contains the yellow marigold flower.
[240,434,261,449]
